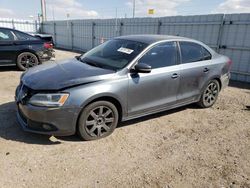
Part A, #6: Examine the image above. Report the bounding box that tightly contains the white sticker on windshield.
[117,47,134,54]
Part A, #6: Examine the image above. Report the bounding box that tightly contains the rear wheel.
[17,52,39,71]
[78,101,119,141]
[197,79,220,108]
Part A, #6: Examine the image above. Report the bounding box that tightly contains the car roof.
[0,27,22,33]
[0,27,14,30]
[115,34,189,44]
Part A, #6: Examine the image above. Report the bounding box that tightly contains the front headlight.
[28,93,69,107]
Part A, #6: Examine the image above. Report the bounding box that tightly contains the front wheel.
[78,101,119,141]
[17,52,39,71]
[197,79,220,108]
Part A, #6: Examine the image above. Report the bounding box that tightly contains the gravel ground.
[0,49,249,188]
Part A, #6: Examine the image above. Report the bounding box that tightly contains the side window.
[180,42,211,63]
[138,42,177,69]
[0,29,14,40]
[14,31,38,41]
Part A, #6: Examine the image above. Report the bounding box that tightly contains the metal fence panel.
[72,20,93,51]
[160,14,224,48]
[121,18,159,35]
[219,14,250,82]
[42,13,250,83]
[93,19,121,47]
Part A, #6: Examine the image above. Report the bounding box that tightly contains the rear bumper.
[16,103,80,136]
[37,49,55,62]
[221,72,230,90]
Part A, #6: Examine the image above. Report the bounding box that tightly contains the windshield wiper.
[77,57,117,71]
[79,58,103,68]
[85,61,102,68]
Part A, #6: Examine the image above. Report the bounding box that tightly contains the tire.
[197,79,220,108]
[78,101,119,141]
[17,52,39,71]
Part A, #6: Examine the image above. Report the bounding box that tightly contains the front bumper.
[16,103,80,136]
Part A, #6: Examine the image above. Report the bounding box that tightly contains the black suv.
[0,27,54,70]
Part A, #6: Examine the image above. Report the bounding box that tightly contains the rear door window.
[13,31,39,41]
[179,41,211,63]
[0,29,14,41]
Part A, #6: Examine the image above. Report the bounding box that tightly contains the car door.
[128,41,181,117]
[0,28,16,65]
[177,41,213,102]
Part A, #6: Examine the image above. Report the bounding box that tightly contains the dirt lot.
[0,49,249,188]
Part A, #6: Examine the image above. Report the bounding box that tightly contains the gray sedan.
[15,35,231,140]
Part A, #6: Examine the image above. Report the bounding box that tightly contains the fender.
[200,75,222,95]
[80,92,127,118]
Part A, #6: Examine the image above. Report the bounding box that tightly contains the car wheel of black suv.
[78,101,119,141]
[198,79,220,108]
[17,52,39,71]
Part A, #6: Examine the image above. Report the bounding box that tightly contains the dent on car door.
[128,41,181,117]
[177,41,213,102]
[0,29,16,65]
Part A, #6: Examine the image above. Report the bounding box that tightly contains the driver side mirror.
[133,63,152,73]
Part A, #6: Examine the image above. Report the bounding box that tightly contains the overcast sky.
[0,0,249,20]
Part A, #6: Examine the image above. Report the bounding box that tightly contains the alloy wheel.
[85,106,115,137]
[20,54,37,68]
[203,82,219,106]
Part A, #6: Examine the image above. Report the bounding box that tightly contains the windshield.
[80,39,148,70]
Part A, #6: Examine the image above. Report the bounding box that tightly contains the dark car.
[0,27,54,70]
[15,35,231,141]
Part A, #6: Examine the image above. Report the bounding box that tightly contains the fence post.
[157,19,162,34]
[53,22,56,45]
[91,22,95,48]
[40,22,43,33]
[35,20,38,33]
[119,21,123,36]
[216,14,226,52]
[11,19,15,29]
[71,22,74,50]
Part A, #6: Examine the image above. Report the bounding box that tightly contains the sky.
[0,0,249,20]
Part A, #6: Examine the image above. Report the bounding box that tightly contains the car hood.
[22,58,116,90]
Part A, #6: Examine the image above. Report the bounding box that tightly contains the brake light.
[44,42,53,49]
[227,59,233,70]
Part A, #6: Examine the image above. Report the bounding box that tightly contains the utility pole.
[52,5,55,21]
[133,0,135,18]
[41,0,47,22]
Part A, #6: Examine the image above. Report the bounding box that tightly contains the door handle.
[171,73,179,79]
[203,67,209,73]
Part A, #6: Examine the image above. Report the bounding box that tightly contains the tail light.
[227,59,233,70]
[44,42,53,49]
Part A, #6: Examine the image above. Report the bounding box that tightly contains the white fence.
[0,18,40,33]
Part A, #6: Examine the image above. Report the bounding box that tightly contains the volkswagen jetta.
[15,35,231,140]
